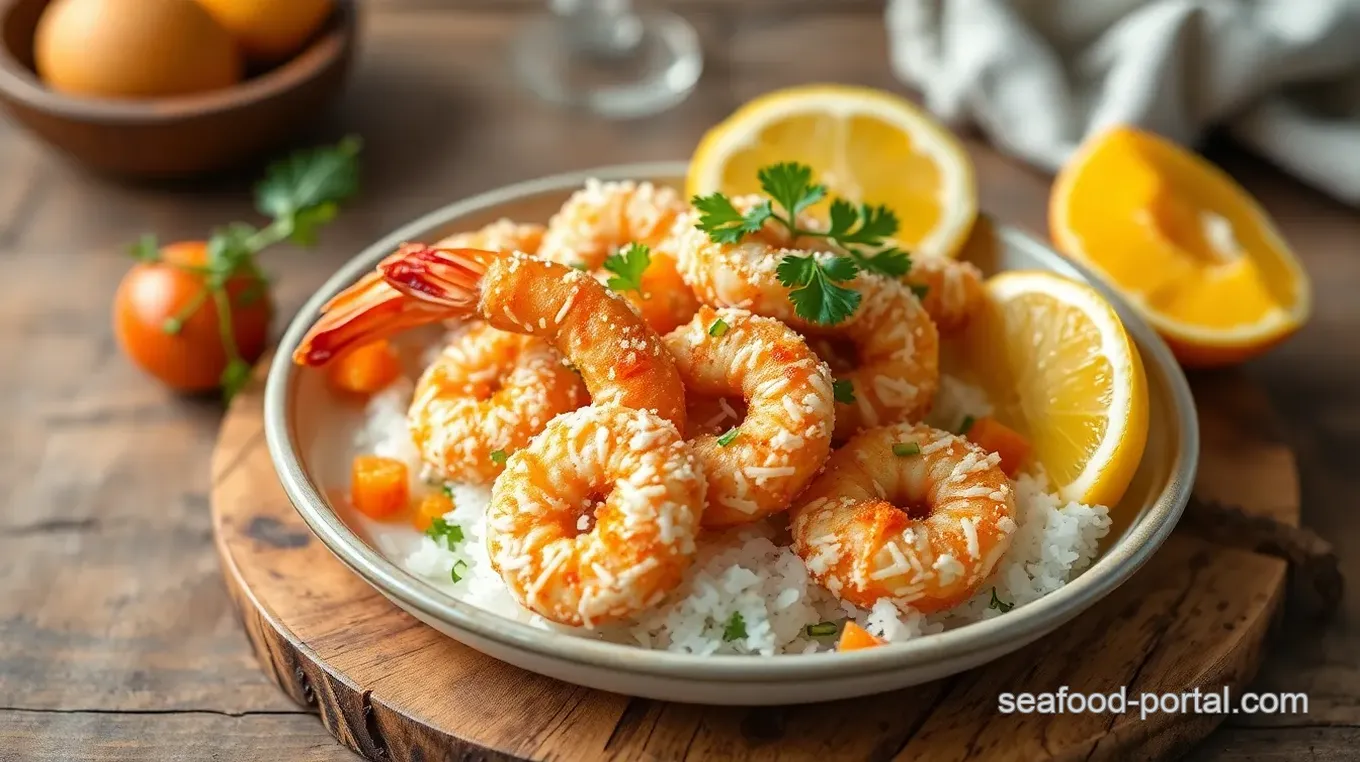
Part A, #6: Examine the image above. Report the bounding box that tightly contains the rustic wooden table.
[2,3,1357,760]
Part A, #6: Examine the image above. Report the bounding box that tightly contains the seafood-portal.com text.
[998,686,1308,721]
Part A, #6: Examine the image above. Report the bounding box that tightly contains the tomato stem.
[161,287,210,335]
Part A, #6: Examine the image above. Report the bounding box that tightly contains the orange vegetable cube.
[350,455,409,520]
[966,416,1032,477]
[328,340,401,395]
[412,492,454,532]
[837,621,885,651]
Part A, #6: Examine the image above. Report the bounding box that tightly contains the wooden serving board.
[211,367,1299,762]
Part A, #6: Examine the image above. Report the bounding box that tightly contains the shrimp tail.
[379,243,491,310]
[293,270,452,366]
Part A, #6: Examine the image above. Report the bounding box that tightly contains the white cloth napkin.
[886,0,1360,206]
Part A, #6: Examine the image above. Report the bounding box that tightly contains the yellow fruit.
[687,84,978,259]
[192,0,333,62]
[35,0,241,99]
[1050,126,1311,367]
[942,271,1149,507]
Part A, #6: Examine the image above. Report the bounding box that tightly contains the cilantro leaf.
[426,518,465,550]
[776,254,861,325]
[490,449,508,466]
[255,135,361,226]
[603,242,651,295]
[827,199,898,247]
[722,612,747,642]
[989,588,1014,613]
[851,247,912,278]
[832,379,856,404]
[692,193,772,244]
[910,283,930,300]
[758,162,826,219]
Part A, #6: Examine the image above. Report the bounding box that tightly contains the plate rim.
[264,161,1199,683]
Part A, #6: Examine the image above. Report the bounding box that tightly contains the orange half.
[1050,127,1311,367]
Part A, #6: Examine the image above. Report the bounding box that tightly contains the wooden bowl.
[0,0,356,178]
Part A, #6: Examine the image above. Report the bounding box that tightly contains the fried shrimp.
[617,250,701,335]
[434,218,545,255]
[295,245,687,432]
[790,422,1017,615]
[674,205,939,438]
[904,254,985,334]
[487,405,705,626]
[410,323,587,484]
[663,307,834,527]
[538,179,687,270]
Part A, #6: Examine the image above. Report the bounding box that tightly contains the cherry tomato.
[113,241,272,392]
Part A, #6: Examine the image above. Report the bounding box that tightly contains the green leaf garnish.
[826,198,898,247]
[716,427,739,447]
[892,442,921,457]
[805,621,839,637]
[958,415,976,435]
[451,559,468,583]
[490,449,508,466]
[758,162,826,219]
[989,588,1013,613]
[776,253,861,325]
[426,517,465,550]
[910,283,930,300]
[851,246,913,278]
[832,379,856,405]
[255,135,362,229]
[692,193,772,244]
[603,242,651,296]
[708,318,730,337]
[442,483,456,499]
[722,612,747,642]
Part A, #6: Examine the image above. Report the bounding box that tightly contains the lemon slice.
[943,271,1149,506]
[688,84,978,259]
[1050,127,1311,367]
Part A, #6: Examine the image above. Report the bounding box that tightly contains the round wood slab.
[212,367,1299,762]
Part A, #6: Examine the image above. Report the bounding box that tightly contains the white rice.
[359,375,1111,654]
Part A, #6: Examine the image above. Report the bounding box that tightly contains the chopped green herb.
[805,621,839,637]
[892,442,921,457]
[708,318,730,337]
[441,483,456,498]
[425,518,464,550]
[776,253,861,325]
[603,242,651,295]
[989,588,1013,613]
[716,427,739,447]
[722,612,747,642]
[958,415,976,435]
[832,379,856,405]
[910,283,930,300]
[490,449,508,466]
[569,262,590,271]
[451,559,468,583]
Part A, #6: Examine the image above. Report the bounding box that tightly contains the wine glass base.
[512,10,703,119]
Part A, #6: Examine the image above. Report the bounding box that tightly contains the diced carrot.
[350,455,409,520]
[967,416,1032,477]
[412,492,454,532]
[837,621,885,651]
[328,340,402,395]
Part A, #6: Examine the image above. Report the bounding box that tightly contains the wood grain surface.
[1,2,1357,760]
[209,357,1297,762]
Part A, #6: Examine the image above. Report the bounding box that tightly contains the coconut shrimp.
[295,245,687,432]
[790,422,1016,615]
[487,405,705,626]
[434,218,545,255]
[663,307,834,527]
[410,323,587,484]
[904,254,985,334]
[538,179,688,270]
[674,203,940,438]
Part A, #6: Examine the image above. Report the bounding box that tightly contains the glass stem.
[551,0,643,56]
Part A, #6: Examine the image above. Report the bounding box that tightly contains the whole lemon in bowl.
[34,0,242,98]
[192,0,334,63]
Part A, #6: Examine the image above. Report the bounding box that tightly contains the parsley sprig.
[603,242,652,296]
[691,162,911,325]
[130,136,362,401]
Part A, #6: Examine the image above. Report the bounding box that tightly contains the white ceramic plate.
[264,162,1198,705]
